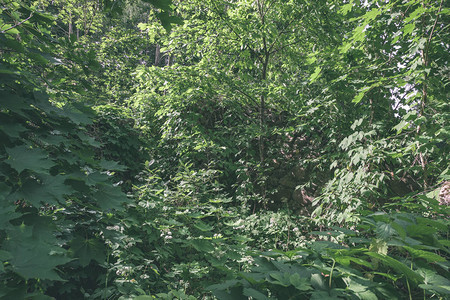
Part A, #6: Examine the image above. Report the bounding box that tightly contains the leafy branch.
[1,12,33,33]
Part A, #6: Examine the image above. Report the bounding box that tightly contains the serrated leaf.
[243,288,268,300]
[190,239,214,253]
[5,224,70,280]
[194,220,213,231]
[93,184,127,211]
[365,252,423,285]
[309,66,322,83]
[403,246,445,262]
[69,236,106,267]
[406,224,437,236]
[290,273,312,291]
[5,146,55,173]
[99,159,127,171]
[269,272,290,286]
[0,123,27,138]
[376,222,397,240]
[339,3,353,16]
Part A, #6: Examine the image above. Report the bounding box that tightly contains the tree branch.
[1,12,33,34]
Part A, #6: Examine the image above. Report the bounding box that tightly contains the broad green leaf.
[376,222,397,240]
[402,246,445,262]
[365,252,423,285]
[10,175,71,207]
[339,3,353,16]
[372,272,399,281]
[69,237,106,267]
[418,269,450,295]
[5,146,55,174]
[406,224,437,237]
[194,220,213,231]
[208,280,241,292]
[0,183,19,227]
[190,239,214,253]
[419,284,450,295]
[93,184,127,211]
[335,256,373,269]
[133,296,154,300]
[416,217,448,232]
[269,272,290,287]
[243,288,268,300]
[310,273,326,290]
[0,123,27,138]
[309,66,322,83]
[5,225,70,280]
[402,23,415,36]
[310,291,336,300]
[393,120,409,134]
[404,6,426,23]
[352,83,380,104]
[290,273,312,291]
[99,160,127,171]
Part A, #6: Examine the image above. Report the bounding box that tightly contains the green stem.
[407,260,413,300]
[406,278,412,300]
[329,258,336,288]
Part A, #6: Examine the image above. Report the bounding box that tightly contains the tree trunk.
[154,44,161,66]
[68,11,72,38]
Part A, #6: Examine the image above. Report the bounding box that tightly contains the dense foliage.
[1,0,448,299]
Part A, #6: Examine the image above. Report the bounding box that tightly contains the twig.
[426,0,444,47]
[1,12,33,34]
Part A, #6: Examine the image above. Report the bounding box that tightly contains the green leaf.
[269,272,290,287]
[208,280,241,292]
[352,83,380,104]
[142,0,173,11]
[309,66,322,83]
[372,272,400,281]
[93,184,127,211]
[5,146,56,174]
[339,3,353,16]
[10,175,72,207]
[99,160,127,171]
[0,123,27,138]
[404,6,426,23]
[393,120,409,134]
[402,246,446,263]
[310,291,337,300]
[406,224,437,237]
[194,220,213,231]
[0,183,19,227]
[5,224,70,280]
[365,252,423,285]
[69,237,106,267]
[310,273,326,290]
[418,268,450,295]
[190,239,214,253]
[243,288,268,300]
[376,222,397,240]
[133,296,154,300]
[403,23,415,36]
[290,273,312,291]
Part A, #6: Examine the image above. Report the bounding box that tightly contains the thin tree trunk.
[68,11,72,38]
[154,44,161,66]
[416,0,443,188]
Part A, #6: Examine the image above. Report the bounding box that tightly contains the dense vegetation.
[1,0,449,299]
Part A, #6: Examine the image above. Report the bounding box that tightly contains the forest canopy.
[0,0,449,299]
